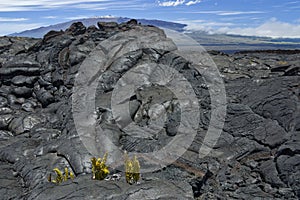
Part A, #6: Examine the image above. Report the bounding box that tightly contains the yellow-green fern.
[49,167,74,184]
[124,152,140,184]
[91,153,110,180]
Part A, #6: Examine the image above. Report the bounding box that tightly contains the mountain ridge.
[9,17,187,38]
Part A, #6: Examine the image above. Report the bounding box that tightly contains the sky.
[0,0,300,38]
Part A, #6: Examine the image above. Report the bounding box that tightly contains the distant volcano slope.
[9,17,186,38]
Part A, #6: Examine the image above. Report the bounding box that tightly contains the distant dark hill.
[9,17,186,38]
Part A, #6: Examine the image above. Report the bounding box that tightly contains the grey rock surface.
[0,21,299,199]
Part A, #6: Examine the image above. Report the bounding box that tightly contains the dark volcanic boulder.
[34,87,55,107]
[65,22,86,36]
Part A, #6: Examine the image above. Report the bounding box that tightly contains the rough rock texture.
[0,21,299,199]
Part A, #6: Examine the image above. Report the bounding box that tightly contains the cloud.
[0,17,28,22]
[98,15,117,18]
[219,19,300,38]
[183,18,300,38]
[217,11,265,16]
[65,15,94,20]
[158,0,201,7]
[72,1,147,10]
[185,0,202,6]
[0,22,43,36]
[219,16,254,22]
[284,1,300,5]
[178,19,234,27]
[158,0,185,7]
[178,20,235,34]
[182,10,265,15]
[0,0,111,11]
[43,16,58,19]
[65,15,117,20]
[71,1,145,10]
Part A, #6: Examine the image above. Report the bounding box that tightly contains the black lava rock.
[0,21,299,199]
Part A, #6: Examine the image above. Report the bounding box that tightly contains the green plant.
[278,61,288,65]
[124,152,140,184]
[48,167,74,184]
[91,153,110,180]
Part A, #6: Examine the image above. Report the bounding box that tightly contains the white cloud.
[43,16,58,19]
[183,18,300,38]
[72,1,146,10]
[70,4,108,10]
[0,23,44,36]
[185,0,202,6]
[158,0,201,7]
[0,17,28,22]
[183,10,223,14]
[217,11,265,16]
[178,19,234,27]
[65,15,116,20]
[179,20,235,34]
[65,15,93,20]
[158,0,185,7]
[182,10,265,15]
[285,1,300,5]
[0,0,111,11]
[98,15,117,18]
[219,19,300,38]
[219,16,252,21]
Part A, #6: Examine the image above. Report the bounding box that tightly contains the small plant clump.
[91,153,110,180]
[48,167,74,184]
[124,152,140,184]
[278,61,288,65]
